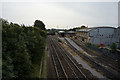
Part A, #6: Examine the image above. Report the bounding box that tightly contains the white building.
[77,27,120,48]
[112,27,120,48]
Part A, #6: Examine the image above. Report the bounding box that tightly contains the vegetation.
[110,43,117,53]
[34,20,46,30]
[47,29,56,35]
[69,25,88,31]
[87,43,91,46]
[58,38,62,43]
[2,19,46,79]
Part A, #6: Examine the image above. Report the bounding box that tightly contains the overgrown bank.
[2,19,46,79]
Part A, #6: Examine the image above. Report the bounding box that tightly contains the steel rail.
[65,37,120,79]
[54,38,89,80]
[52,38,79,79]
[49,37,68,79]
[47,38,59,78]
[72,39,120,75]
[73,39,119,70]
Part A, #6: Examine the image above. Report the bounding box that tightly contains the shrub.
[58,39,62,43]
[110,43,117,53]
[2,19,46,79]
[87,43,91,46]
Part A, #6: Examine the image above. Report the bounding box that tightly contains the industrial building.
[112,27,120,48]
[76,27,120,48]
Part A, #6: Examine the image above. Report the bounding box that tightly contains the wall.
[87,27,115,46]
[77,27,119,48]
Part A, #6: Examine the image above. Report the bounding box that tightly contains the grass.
[40,50,47,79]
[31,64,40,78]
[30,52,46,79]
[40,53,45,78]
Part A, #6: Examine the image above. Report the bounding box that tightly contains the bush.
[96,45,100,48]
[58,39,62,43]
[2,19,46,79]
[87,43,91,46]
[110,43,117,53]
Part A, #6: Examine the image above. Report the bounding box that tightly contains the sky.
[118,1,120,26]
[1,0,119,29]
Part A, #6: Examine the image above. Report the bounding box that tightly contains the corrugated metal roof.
[58,31,65,33]
[67,31,76,33]
[77,28,92,32]
[77,26,116,32]
[89,26,116,29]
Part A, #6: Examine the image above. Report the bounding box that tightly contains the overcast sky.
[1,0,119,29]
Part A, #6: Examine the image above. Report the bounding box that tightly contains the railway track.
[72,38,120,74]
[53,40,89,79]
[47,38,58,78]
[73,39,120,72]
[64,37,120,79]
[47,36,90,79]
[47,37,68,79]
[52,38,89,79]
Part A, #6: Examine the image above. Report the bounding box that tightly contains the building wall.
[87,27,115,46]
[77,27,120,48]
[113,28,120,48]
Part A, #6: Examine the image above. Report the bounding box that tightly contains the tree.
[81,25,86,28]
[2,19,46,79]
[34,20,45,30]
[110,43,117,53]
[2,21,32,79]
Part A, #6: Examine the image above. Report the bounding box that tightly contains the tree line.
[2,19,46,79]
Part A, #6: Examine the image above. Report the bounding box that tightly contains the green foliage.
[87,43,91,46]
[48,29,56,35]
[81,25,87,28]
[2,19,46,79]
[110,43,117,53]
[58,38,62,43]
[96,45,100,48]
[34,20,46,30]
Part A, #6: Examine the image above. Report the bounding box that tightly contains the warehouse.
[112,27,120,48]
[77,27,119,47]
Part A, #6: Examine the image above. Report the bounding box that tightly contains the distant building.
[113,27,120,48]
[76,28,91,41]
[58,31,76,37]
[58,31,65,37]
[66,31,76,37]
[76,26,120,48]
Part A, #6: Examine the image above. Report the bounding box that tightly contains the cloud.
[1,0,120,2]
[2,2,118,29]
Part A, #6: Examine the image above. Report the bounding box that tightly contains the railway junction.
[46,35,120,80]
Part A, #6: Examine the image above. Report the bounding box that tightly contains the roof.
[67,31,76,33]
[77,28,91,32]
[77,26,116,32]
[58,31,65,33]
[89,26,116,29]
